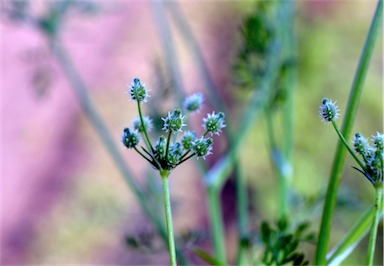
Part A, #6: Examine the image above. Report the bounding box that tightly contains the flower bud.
[154,135,167,160]
[319,98,339,123]
[353,133,371,156]
[184,93,203,113]
[192,137,213,159]
[121,128,140,149]
[181,131,196,150]
[168,142,183,167]
[372,132,384,152]
[203,111,226,136]
[133,115,153,133]
[128,78,150,102]
[162,109,186,133]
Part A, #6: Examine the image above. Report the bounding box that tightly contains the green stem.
[161,170,177,266]
[207,187,227,263]
[137,101,155,153]
[177,152,196,166]
[327,205,374,265]
[367,184,383,265]
[315,1,383,264]
[165,130,172,161]
[331,121,365,169]
[133,146,155,166]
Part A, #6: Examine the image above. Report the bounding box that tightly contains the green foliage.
[260,218,314,265]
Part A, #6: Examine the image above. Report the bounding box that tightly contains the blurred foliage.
[259,218,315,265]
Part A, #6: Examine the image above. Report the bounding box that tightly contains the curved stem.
[161,170,177,266]
[331,121,365,169]
[367,184,383,265]
[315,1,383,263]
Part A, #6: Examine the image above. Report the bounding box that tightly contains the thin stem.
[133,146,155,166]
[177,152,196,165]
[137,101,155,153]
[161,171,177,266]
[180,150,191,161]
[207,187,227,263]
[315,1,383,264]
[367,184,383,266]
[165,130,172,161]
[331,121,365,169]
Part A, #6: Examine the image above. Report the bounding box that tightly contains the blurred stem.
[207,187,227,263]
[235,164,249,266]
[151,0,186,103]
[166,2,228,115]
[367,184,383,266]
[265,109,289,218]
[50,40,188,264]
[203,40,281,190]
[327,206,374,265]
[161,170,177,266]
[315,1,383,264]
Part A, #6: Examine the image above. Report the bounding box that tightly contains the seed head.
[128,78,150,102]
[184,93,203,113]
[181,131,196,150]
[319,98,339,123]
[203,111,226,136]
[133,115,153,133]
[121,128,140,149]
[162,109,186,133]
[192,137,213,160]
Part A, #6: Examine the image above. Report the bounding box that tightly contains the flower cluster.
[353,132,383,184]
[122,78,225,172]
[319,98,339,123]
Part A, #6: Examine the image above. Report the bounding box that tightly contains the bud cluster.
[121,78,225,172]
[353,132,383,185]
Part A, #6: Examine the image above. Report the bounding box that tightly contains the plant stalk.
[367,184,383,265]
[207,187,227,263]
[161,170,177,266]
[315,1,383,263]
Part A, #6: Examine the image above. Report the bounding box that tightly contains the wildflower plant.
[319,98,383,265]
[122,78,225,265]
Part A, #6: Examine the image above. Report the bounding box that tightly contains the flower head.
[319,98,339,123]
[184,93,203,113]
[353,133,371,156]
[203,111,226,136]
[192,137,213,160]
[154,135,167,160]
[133,115,153,133]
[121,128,140,149]
[372,132,384,152]
[162,109,186,133]
[168,142,183,167]
[128,78,150,102]
[181,131,197,150]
